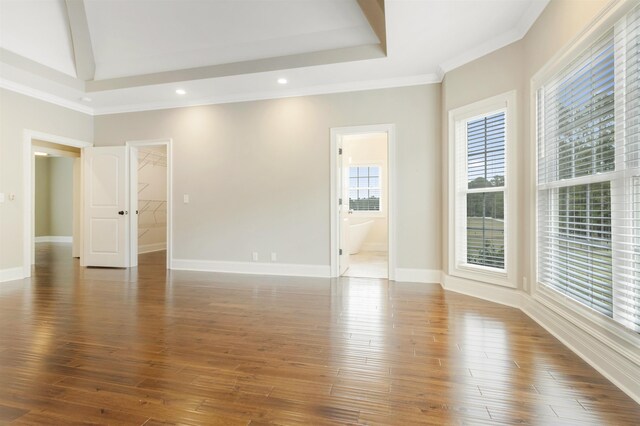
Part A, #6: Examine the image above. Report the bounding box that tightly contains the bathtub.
[348,219,374,254]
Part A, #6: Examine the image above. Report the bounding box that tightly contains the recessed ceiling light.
[176,89,186,95]
[80,96,92,102]
[277,78,288,85]
[34,152,48,156]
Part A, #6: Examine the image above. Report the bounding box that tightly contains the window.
[449,92,516,287]
[466,112,506,269]
[537,6,640,333]
[348,166,381,212]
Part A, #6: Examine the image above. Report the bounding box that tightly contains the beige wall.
[34,157,51,237]
[0,89,93,270]
[29,156,74,238]
[441,0,612,290]
[95,85,442,270]
[49,157,74,236]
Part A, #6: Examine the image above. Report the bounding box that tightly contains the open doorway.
[33,143,80,265]
[23,131,92,278]
[127,139,172,269]
[331,124,396,280]
[135,145,168,267]
[340,133,389,278]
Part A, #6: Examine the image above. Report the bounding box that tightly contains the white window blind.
[537,6,640,332]
[456,111,507,271]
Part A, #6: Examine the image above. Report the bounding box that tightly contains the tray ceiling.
[0,0,549,114]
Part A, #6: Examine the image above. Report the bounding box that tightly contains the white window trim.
[529,0,640,355]
[448,91,517,288]
[347,163,385,217]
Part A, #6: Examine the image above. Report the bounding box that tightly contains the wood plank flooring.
[0,242,638,425]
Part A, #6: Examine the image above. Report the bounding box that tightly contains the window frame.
[448,91,517,288]
[347,164,383,215]
[530,0,640,352]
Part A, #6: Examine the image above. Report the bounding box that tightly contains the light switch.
[183,194,189,204]
[0,193,4,203]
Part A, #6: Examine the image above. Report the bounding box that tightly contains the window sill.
[451,263,515,288]
[350,211,386,218]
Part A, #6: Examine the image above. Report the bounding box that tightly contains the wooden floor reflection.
[0,243,638,424]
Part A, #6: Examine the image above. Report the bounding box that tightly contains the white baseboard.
[521,294,640,405]
[34,236,72,243]
[138,242,167,254]
[394,268,441,283]
[438,272,640,405]
[0,267,24,283]
[441,273,521,309]
[361,243,388,252]
[171,258,331,278]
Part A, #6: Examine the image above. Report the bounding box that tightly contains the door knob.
[118,210,125,215]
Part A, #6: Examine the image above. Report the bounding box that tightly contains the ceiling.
[0,0,549,115]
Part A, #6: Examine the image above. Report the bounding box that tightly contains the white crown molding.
[515,0,551,39]
[438,27,522,75]
[0,267,24,283]
[171,258,331,278]
[92,73,440,115]
[438,0,550,75]
[0,78,93,115]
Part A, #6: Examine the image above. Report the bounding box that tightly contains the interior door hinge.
[339,249,343,255]
[339,198,342,205]
[338,148,343,155]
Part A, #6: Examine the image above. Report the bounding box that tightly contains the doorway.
[135,145,167,266]
[33,142,80,265]
[341,133,388,278]
[330,124,396,280]
[23,130,92,278]
[127,139,172,269]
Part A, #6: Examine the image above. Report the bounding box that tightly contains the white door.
[83,147,130,267]
[338,144,350,275]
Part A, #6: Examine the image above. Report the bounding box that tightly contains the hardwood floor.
[0,243,638,425]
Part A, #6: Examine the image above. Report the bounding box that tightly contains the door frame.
[22,130,92,277]
[330,124,396,279]
[125,138,173,269]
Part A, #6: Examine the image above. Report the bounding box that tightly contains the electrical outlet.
[271,252,277,262]
[183,194,190,204]
[252,252,259,262]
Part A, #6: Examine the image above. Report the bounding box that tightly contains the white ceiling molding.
[0,78,92,115]
[438,0,550,74]
[0,0,550,114]
[437,27,522,75]
[91,73,440,115]
[515,0,551,39]
[0,48,84,91]
[86,44,385,92]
